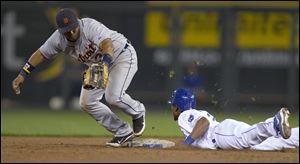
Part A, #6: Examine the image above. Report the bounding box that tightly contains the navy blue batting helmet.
[56,8,79,33]
[168,88,196,112]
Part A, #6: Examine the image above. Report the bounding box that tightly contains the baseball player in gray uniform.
[12,8,146,147]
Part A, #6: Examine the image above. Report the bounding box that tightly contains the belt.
[110,40,131,66]
[119,40,131,55]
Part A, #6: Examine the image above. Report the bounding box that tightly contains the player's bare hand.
[102,63,109,88]
[12,75,24,95]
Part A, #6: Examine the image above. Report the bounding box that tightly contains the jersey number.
[188,115,194,122]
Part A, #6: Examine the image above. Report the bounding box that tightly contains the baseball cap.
[56,8,79,33]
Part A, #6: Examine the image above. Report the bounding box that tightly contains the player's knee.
[105,94,120,106]
[79,98,94,112]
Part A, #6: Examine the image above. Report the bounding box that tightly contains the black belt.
[119,40,131,55]
[111,40,131,65]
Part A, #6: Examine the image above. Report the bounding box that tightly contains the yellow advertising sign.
[181,11,220,48]
[144,11,220,48]
[145,11,295,49]
[147,1,299,9]
[144,11,170,47]
[236,12,292,49]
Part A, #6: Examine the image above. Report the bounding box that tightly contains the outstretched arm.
[27,49,45,66]
[12,49,45,95]
[184,117,210,144]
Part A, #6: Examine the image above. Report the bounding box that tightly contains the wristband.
[102,53,112,65]
[19,62,35,78]
[184,135,195,145]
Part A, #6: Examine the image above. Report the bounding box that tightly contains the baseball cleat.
[273,107,291,139]
[106,132,134,147]
[133,112,146,137]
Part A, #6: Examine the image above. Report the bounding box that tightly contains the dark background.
[1,1,299,114]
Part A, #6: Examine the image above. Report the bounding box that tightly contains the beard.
[173,115,178,121]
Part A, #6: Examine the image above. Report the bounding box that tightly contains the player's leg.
[214,108,291,149]
[105,45,146,136]
[238,107,292,147]
[250,127,299,151]
[79,87,133,147]
[213,119,252,149]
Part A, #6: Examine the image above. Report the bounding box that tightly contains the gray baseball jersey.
[40,17,127,66]
[40,17,145,138]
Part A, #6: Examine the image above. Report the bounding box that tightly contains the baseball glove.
[83,62,109,90]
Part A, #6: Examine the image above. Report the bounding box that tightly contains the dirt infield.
[1,136,298,163]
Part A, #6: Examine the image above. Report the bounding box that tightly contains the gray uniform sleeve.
[39,30,62,59]
[85,19,111,46]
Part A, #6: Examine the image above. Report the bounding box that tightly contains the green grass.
[1,108,299,137]
[1,108,181,137]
